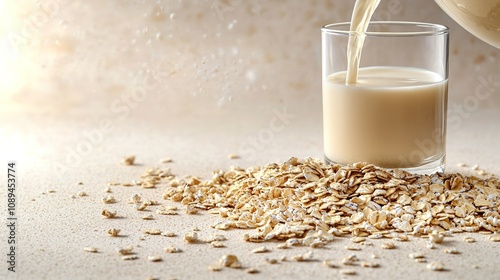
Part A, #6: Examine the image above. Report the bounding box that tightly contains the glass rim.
[322,21,449,37]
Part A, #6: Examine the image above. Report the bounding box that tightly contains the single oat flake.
[252,246,270,253]
[101,209,117,218]
[147,256,162,262]
[123,156,136,165]
[118,246,133,255]
[381,242,396,250]
[427,261,445,271]
[142,214,154,220]
[488,234,500,242]
[184,232,199,243]
[245,267,259,274]
[164,247,182,253]
[144,228,162,235]
[102,195,117,204]
[219,254,242,268]
[208,265,222,272]
[107,228,120,237]
[84,247,98,253]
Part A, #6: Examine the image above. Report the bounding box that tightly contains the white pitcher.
[435,0,500,48]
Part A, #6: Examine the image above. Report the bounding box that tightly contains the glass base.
[324,155,445,175]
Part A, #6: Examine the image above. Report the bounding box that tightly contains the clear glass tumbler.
[321,21,449,174]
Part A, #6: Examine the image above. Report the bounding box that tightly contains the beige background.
[1,0,499,120]
[0,1,499,280]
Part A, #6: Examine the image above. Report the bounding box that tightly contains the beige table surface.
[1,107,499,280]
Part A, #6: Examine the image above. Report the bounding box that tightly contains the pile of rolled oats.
[149,157,500,243]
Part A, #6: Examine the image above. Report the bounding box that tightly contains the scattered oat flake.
[208,265,222,272]
[246,267,259,274]
[102,195,117,204]
[341,254,358,266]
[77,191,87,197]
[415,258,427,263]
[381,242,396,249]
[184,232,198,243]
[292,251,314,262]
[323,259,338,268]
[144,228,162,235]
[409,252,425,259]
[211,241,225,248]
[220,254,242,268]
[104,186,112,193]
[162,232,176,237]
[340,269,356,275]
[186,205,198,215]
[265,258,278,264]
[444,247,460,254]
[148,256,162,262]
[210,234,227,242]
[351,237,366,243]
[488,234,500,242]
[136,203,148,211]
[129,194,141,204]
[156,206,178,215]
[276,243,290,249]
[360,262,379,268]
[463,236,476,243]
[252,246,270,253]
[107,228,121,237]
[457,163,467,167]
[160,157,173,163]
[102,209,117,218]
[228,154,239,159]
[286,238,301,246]
[427,261,445,271]
[122,255,138,260]
[142,214,154,220]
[164,247,182,253]
[429,230,445,244]
[471,164,479,170]
[123,156,136,165]
[84,247,98,253]
[118,246,133,255]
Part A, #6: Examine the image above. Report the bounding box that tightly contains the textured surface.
[0,108,499,280]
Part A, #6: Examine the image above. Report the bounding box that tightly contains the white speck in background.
[246,70,256,83]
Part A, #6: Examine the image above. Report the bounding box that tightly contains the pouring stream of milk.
[346,0,381,85]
